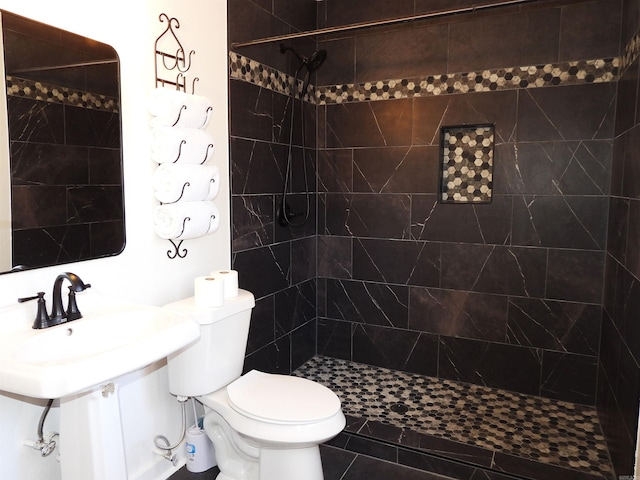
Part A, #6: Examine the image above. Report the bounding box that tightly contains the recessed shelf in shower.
[439,124,494,204]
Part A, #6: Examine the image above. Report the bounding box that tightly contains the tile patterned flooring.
[170,447,459,480]
[293,356,615,480]
[170,355,615,480]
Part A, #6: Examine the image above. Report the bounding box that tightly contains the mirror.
[0,10,124,274]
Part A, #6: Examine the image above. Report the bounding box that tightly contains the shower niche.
[439,124,494,203]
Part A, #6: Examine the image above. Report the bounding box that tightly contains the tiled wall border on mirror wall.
[6,75,120,113]
[229,52,620,106]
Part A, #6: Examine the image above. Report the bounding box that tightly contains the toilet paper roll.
[210,269,239,298]
[185,427,216,473]
[194,276,225,308]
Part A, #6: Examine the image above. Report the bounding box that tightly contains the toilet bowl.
[200,370,345,480]
[164,291,345,480]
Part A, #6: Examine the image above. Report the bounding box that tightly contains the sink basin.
[0,290,200,398]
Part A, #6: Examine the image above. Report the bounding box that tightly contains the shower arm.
[232,0,540,49]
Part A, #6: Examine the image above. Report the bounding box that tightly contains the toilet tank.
[163,289,255,397]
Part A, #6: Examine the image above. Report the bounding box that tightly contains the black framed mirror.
[0,10,124,274]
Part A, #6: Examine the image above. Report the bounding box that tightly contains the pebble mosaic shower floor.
[293,356,614,479]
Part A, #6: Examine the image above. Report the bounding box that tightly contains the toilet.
[164,290,345,480]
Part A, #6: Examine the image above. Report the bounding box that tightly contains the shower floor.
[293,356,615,480]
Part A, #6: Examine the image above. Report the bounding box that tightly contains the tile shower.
[228,0,640,478]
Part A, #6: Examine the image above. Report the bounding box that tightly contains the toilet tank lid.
[227,370,342,425]
[162,289,255,325]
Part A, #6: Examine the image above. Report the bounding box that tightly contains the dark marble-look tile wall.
[317,78,613,405]
[315,0,621,407]
[316,0,621,86]
[7,95,123,269]
[229,0,318,78]
[228,0,639,473]
[228,1,319,374]
[3,11,120,98]
[599,0,640,475]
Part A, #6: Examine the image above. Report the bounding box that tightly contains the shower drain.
[390,403,409,414]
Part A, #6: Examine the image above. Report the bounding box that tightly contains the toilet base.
[204,410,326,480]
[259,445,323,480]
[212,445,324,480]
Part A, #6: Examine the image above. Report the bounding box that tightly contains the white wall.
[0,1,229,478]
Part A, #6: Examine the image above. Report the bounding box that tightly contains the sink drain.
[390,403,409,414]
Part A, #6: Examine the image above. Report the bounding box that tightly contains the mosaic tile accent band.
[294,356,614,478]
[316,58,618,105]
[440,124,494,203]
[229,51,618,106]
[228,52,315,102]
[5,75,120,113]
[621,31,640,73]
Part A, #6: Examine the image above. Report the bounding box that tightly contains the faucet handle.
[18,292,53,329]
[66,287,83,322]
[18,292,44,303]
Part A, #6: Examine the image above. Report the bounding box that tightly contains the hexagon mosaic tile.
[229,51,619,106]
[316,59,618,105]
[228,52,315,102]
[440,124,494,203]
[294,356,614,478]
[621,30,640,72]
[5,75,120,112]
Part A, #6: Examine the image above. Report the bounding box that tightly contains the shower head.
[306,49,327,73]
[280,43,327,73]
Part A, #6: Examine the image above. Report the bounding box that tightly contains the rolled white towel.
[153,201,219,240]
[152,164,219,203]
[149,87,212,129]
[151,126,215,164]
[206,166,220,200]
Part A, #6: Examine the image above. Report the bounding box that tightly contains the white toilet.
[164,290,346,480]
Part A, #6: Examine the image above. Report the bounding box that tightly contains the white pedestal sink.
[59,384,129,479]
[0,289,200,479]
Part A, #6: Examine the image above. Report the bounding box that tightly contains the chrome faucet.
[50,272,91,324]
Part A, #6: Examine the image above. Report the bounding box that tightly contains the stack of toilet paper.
[194,269,239,307]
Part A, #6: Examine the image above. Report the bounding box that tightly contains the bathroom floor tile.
[322,445,458,480]
[293,355,615,479]
[169,446,453,480]
[168,466,219,479]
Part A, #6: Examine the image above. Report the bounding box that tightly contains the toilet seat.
[227,370,341,425]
